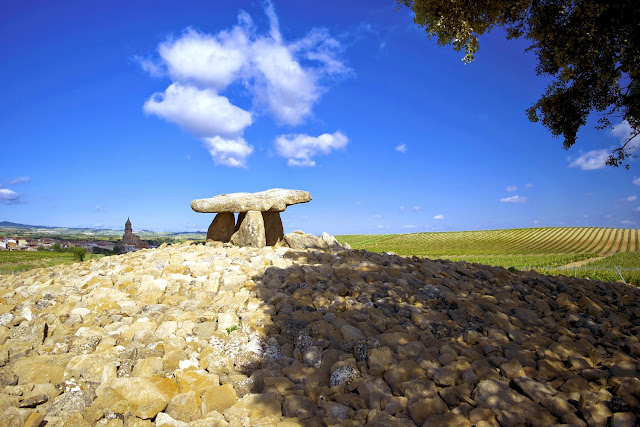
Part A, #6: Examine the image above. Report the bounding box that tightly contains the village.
[0,218,152,253]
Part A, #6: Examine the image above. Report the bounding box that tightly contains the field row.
[337,227,640,257]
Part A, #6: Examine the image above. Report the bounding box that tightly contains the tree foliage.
[71,247,87,262]
[397,0,639,167]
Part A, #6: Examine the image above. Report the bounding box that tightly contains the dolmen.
[191,189,312,248]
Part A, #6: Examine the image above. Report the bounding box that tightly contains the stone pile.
[191,189,312,248]
[0,239,639,426]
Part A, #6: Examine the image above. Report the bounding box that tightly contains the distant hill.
[0,221,205,241]
[0,221,51,229]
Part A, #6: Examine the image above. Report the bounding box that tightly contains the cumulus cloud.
[8,176,31,185]
[158,28,250,90]
[569,149,609,170]
[142,2,349,166]
[433,214,445,220]
[252,39,321,125]
[633,177,640,186]
[203,136,254,168]
[395,144,407,153]
[144,83,252,138]
[275,131,347,167]
[568,121,638,171]
[506,185,517,192]
[612,120,635,143]
[623,195,637,202]
[0,189,24,205]
[500,195,528,203]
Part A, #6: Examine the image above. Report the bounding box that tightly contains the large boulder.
[230,211,266,248]
[284,231,343,250]
[206,212,235,242]
[284,231,326,250]
[191,189,311,213]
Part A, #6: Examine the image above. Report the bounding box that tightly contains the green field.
[0,251,102,274]
[336,227,640,284]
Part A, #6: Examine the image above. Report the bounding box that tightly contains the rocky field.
[0,239,639,426]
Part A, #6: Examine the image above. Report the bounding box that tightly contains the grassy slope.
[0,252,103,274]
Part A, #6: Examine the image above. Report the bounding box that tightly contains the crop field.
[336,227,640,284]
[0,251,101,274]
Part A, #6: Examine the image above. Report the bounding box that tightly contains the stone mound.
[0,240,639,426]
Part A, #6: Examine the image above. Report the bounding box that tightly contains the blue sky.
[1,0,638,235]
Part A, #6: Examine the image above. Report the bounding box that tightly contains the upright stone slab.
[230,211,266,248]
[207,212,235,243]
[262,212,284,246]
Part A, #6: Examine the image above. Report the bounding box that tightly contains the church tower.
[120,217,147,252]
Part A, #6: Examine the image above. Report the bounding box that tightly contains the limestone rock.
[201,384,237,415]
[165,391,201,422]
[206,212,235,242]
[191,188,311,213]
[108,377,180,409]
[230,211,266,248]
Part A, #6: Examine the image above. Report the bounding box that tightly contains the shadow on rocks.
[234,246,640,426]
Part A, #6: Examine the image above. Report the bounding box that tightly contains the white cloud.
[0,189,23,205]
[525,183,534,189]
[634,207,640,212]
[159,27,250,90]
[612,120,635,144]
[433,214,445,220]
[252,39,321,125]
[506,185,517,192]
[395,144,407,153]
[569,149,609,170]
[373,214,383,218]
[500,195,528,203]
[402,224,417,228]
[203,136,254,168]
[621,220,634,225]
[8,176,31,185]
[141,2,349,166]
[623,195,637,202]
[275,131,347,167]
[399,206,405,211]
[633,177,640,186]
[144,83,252,138]
[412,206,421,211]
